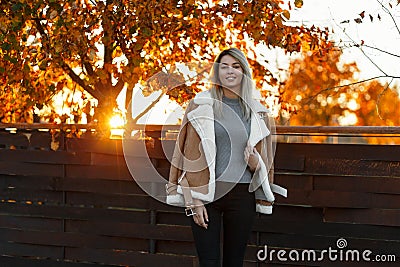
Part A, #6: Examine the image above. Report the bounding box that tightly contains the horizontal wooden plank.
[156,211,193,226]
[278,190,400,209]
[0,214,62,232]
[314,175,400,194]
[0,202,152,223]
[325,208,400,227]
[0,227,148,251]
[65,191,181,213]
[0,162,64,177]
[156,240,195,256]
[0,175,58,191]
[90,153,126,166]
[0,189,64,204]
[123,139,174,159]
[0,150,90,165]
[0,256,114,267]
[274,174,313,190]
[55,178,145,195]
[274,153,305,172]
[253,216,400,240]
[306,158,400,177]
[0,132,29,147]
[277,143,400,161]
[66,138,124,154]
[65,191,148,208]
[28,132,54,150]
[65,220,193,242]
[0,240,63,259]
[65,165,132,180]
[65,247,196,267]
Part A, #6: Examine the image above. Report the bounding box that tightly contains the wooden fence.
[0,125,399,266]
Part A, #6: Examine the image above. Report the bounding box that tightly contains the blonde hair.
[210,48,254,120]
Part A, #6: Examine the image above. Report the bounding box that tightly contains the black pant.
[191,182,256,267]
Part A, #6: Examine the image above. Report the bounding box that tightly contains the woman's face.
[218,54,243,96]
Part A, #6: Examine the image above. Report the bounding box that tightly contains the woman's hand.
[192,198,208,229]
[244,142,260,172]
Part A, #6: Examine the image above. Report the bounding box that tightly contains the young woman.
[166,48,286,267]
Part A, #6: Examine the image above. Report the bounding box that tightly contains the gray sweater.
[214,96,252,183]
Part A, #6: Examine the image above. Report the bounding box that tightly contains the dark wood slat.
[278,190,400,209]
[65,191,149,208]
[55,177,145,195]
[65,191,181,212]
[306,158,400,176]
[257,206,324,223]
[274,174,314,190]
[65,165,132,180]
[325,208,400,227]
[156,240,195,256]
[65,220,193,242]
[0,240,63,259]
[0,227,148,251]
[0,175,59,191]
[0,162,65,177]
[90,153,127,166]
[1,189,64,204]
[156,211,193,226]
[0,214,62,231]
[0,256,114,267]
[65,247,196,267]
[0,132,29,147]
[66,139,124,154]
[253,217,400,240]
[28,132,53,150]
[0,202,151,223]
[0,149,91,165]
[277,143,400,161]
[314,175,400,194]
[274,153,305,171]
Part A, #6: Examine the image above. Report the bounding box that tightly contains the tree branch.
[331,15,388,76]
[132,91,165,124]
[305,75,400,103]
[83,61,95,77]
[361,44,400,58]
[112,78,125,99]
[376,0,400,36]
[376,78,394,120]
[59,61,103,100]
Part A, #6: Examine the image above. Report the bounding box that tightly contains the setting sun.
[109,113,125,129]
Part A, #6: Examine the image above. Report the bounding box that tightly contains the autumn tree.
[335,0,400,84]
[0,0,331,131]
[280,48,400,128]
[278,0,400,128]
[279,48,358,125]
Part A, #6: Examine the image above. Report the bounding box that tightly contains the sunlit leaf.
[294,0,303,8]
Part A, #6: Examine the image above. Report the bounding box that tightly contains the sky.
[129,0,400,125]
